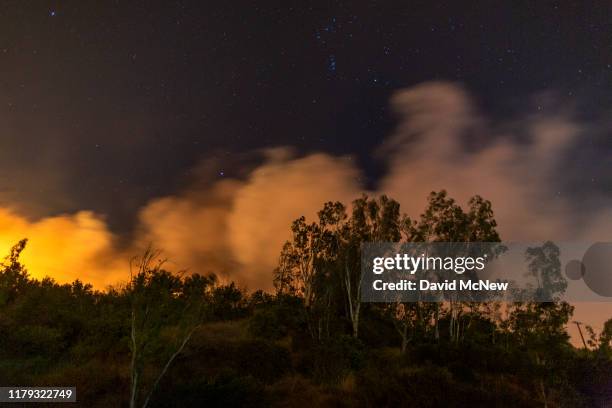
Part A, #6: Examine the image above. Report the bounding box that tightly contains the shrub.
[152,371,267,408]
[300,335,365,385]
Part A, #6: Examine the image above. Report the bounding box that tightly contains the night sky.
[3,1,612,235]
[4,1,612,341]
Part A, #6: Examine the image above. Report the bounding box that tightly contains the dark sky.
[2,1,612,233]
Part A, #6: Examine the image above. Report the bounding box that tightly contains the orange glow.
[0,208,128,288]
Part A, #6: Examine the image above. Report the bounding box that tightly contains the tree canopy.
[0,191,610,407]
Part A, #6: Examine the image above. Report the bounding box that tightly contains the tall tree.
[343,195,401,338]
[274,208,342,341]
[508,242,572,407]
[402,191,501,342]
[274,196,402,340]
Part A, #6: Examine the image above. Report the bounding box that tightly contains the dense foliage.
[0,191,610,407]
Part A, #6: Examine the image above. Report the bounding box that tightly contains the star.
[328,55,336,73]
[49,10,56,17]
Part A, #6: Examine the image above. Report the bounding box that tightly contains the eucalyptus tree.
[343,195,401,338]
[507,241,573,408]
[274,204,345,341]
[275,196,402,340]
[401,191,501,342]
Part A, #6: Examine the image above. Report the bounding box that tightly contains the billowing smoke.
[0,80,608,342]
[380,81,608,241]
[1,81,611,296]
[0,208,127,287]
[137,149,361,289]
